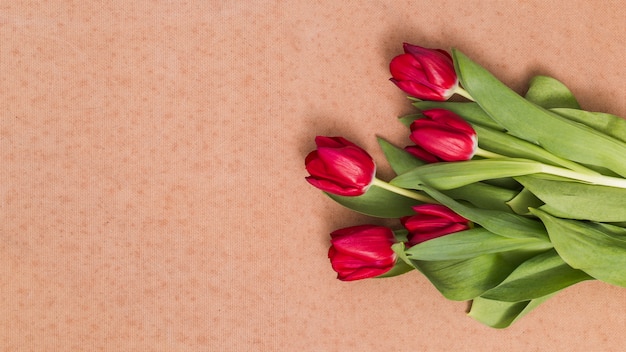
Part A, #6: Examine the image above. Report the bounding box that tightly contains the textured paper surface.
[2,1,625,350]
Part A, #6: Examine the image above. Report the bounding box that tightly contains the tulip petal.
[410,127,476,161]
[305,136,376,196]
[404,145,440,163]
[411,204,469,223]
[403,44,457,89]
[389,54,426,81]
[423,109,476,135]
[328,225,397,281]
[390,78,447,101]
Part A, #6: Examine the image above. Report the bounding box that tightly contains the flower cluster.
[304,43,626,328]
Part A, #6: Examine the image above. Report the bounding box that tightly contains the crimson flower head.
[405,109,477,162]
[389,43,458,101]
[400,204,470,246]
[305,136,376,196]
[328,225,397,281]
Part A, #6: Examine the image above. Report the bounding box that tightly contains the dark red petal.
[315,136,359,149]
[390,79,447,101]
[337,266,392,281]
[410,127,476,161]
[403,45,457,89]
[422,109,476,135]
[408,223,469,245]
[316,147,375,185]
[390,54,426,81]
[404,145,440,163]
[305,177,363,196]
[411,204,468,223]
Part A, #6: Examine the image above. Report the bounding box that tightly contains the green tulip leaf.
[506,187,544,216]
[412,185,550,242]
[453,49,626,177]
[326,184,422,218]
[517,175,626,222]
[376,259,414,278]
[531,209,626,287]
[391,241,415,269]
[377,137,426,175]
[550,108,626,144]
[524,75,580,109]
[398,113,424,128]
[481,249,592,302]
[468,294,555,329]
[390,158,542,190]
[472,125,593,174]
[405,228,552,261]
[442,181,517,213]
[410,253,518,301]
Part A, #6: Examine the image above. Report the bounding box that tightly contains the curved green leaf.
[442,181,517,213]
[326,185,422,218]
[377,137,425,175]
[531,209,626,287]
[405,228,551,261]
[550,108,626,144]
[414,185,550,241]
[376,259,414,278]
[524,75,580,109]
[411,253,517,301]
[473,125,594,174]
[468,294,555,329]
[453,49,626,177]
[506,188,544,216]
[517,175,626,222]
[390,158,542,190]
[481,249,592,302]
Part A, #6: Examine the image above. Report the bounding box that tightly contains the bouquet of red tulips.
[305,43,626,328]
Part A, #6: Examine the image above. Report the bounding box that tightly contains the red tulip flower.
[328,225,397,281]
[305,136,376,196]
[406,109,477,162]
[390,43,458,101]
[400,204,470,246]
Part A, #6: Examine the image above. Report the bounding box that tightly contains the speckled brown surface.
[2,1,625,351]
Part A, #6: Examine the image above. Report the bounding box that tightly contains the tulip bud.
[406,109,477,162]
[389,43,458,101]
[328,225,397,281]
[400,204,470,246]
[305,136,376,196]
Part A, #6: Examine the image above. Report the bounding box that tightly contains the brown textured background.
[2,1,625,351]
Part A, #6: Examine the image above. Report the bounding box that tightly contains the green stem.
[371,178,438,204]
[453,86,475,101]
[477,148,626,188]
[475,146,600,176]
[474,147,506,159]
[539,164,626,189]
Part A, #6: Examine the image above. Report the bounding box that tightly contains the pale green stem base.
[539,164,626,189]
[475,147,626,189]
[474,147,505,159]
[453,86,475,101]
[371,178,438,204]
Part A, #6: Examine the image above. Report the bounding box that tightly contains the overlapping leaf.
[517,175,626,222]
[531,209,626,287]
[404,228,551,261]
[480,249,592,302]
[326,185,422,218]
[468,294,555,329]
[453,49,626,177]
